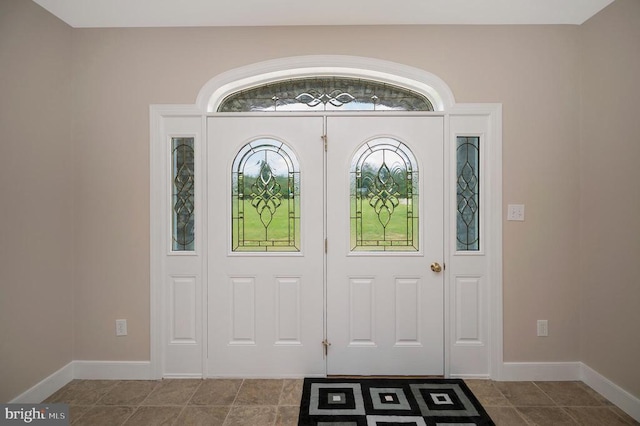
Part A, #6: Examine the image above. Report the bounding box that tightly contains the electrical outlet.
[116,319,127,336]
[507,204,525,221]
[537,320,548,337]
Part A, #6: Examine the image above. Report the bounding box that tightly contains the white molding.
[442,112,452,379]
[501,362,583,381]
[162,373,203,379]
[9,363,74,403]
[450,373,491,380]
[149,105,164,381]
[73,361,153,380]
[581,363,640,422]
[206,373,326,379]
[488,104,504,382]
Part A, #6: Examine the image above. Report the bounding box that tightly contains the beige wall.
[4,0,638,403]
[580,0,640,398]
[71,24,582,363]
[0,0,73,402]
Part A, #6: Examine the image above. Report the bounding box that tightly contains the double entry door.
[207,115,444,377]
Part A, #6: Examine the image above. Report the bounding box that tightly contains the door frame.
[150,55,503,380]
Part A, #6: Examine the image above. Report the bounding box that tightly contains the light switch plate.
[507,204,525,221]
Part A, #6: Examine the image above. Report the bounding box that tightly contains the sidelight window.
[172,137,195,251]
[456,136,480,251]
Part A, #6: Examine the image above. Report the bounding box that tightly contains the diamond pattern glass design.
[218,77,433,112]
[351,138,419,251]
[456,136,480,251]
[232,139,300,252]
[172,137,195,251]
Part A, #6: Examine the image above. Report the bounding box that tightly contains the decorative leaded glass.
[456,136,480,251]
[350,138,419,251]
[218,77,433,112]
[172,137,195,251]
[232,139,300,252]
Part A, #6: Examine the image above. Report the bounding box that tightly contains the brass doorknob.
[430,262,443,273]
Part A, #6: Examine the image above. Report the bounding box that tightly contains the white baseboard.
[163,373,203,379]
[580,363,640,422]
[501,362,582,381]
[205,373,324,379]
[450,374,491,380]
[73,361,153,380]
[10,363,74,404]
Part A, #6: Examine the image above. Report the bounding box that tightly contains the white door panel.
[326,116,444,375]
[207,116,325,376]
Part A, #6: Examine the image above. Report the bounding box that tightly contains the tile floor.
[466,380,639,425]
[43,378,638,425]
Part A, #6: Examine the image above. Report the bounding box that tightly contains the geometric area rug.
[298,378,495,425]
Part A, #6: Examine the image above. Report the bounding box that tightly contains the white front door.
[326,116,444,375]
[207,115,443,376]
[207,116,325,376]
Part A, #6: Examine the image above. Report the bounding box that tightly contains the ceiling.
[32,0,614,28]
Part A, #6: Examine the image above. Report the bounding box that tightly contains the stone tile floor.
[467,380,638,425]
[43,378,639,425]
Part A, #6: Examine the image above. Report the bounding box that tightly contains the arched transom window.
[218,77,434,112]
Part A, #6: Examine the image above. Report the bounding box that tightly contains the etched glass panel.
[172,137,195,251]
[232,139,300,252]
[350,138,419,251]
[218,77,433,112]
[456,136,480,251]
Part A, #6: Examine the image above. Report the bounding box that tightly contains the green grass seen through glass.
[232,196,300,251]
[232,197,419,252]
[351,198,418,251]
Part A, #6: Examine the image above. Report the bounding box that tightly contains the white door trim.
[150,55,503,380]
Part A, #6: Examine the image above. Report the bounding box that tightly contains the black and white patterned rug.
[298,378,495,425]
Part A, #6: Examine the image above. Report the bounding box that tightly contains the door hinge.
[322,134,327,151]
[322,339,332,358]
[325,238,328,253]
